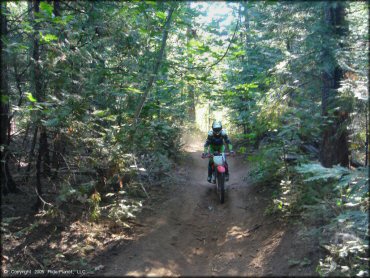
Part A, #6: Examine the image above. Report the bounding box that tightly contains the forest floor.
[94,137,322,276]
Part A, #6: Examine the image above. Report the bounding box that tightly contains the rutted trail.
[99,140,319,276]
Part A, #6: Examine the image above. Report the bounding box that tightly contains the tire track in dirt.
[99,141,319,276]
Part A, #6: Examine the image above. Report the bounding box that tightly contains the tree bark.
[51,131,65,179]
[320,2,349,168]
[1,2,17,194]
[26,125,38,178]
[40,127,50,177]
[53,0,61,16]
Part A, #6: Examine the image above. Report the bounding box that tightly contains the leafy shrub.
[248,141,285,186]
[132,120,182,158]
[296,163,369,277]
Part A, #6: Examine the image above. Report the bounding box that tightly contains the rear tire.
[217,172,225,204]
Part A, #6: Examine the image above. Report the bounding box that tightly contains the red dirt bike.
[202,152,233,204]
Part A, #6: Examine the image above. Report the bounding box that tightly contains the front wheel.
[216,172,225,204]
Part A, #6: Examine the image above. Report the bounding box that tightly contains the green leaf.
[156,11,167,20]
[40,33,58,43]
[188,39,203,49]
[233,50,246,57]
[145,1,157,6]
[63,15,74,23]
[126,87,143,94]
[93,110,106,117]
[1,95,9,104]
[40,2,54,17]
[26,92,37,103]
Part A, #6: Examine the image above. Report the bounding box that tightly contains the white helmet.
[212,121,222,136]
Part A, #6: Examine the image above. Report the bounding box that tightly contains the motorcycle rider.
[202,121,234,183]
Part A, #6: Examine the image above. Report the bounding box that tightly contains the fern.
[296,163,351,182]
[295,163,369,276]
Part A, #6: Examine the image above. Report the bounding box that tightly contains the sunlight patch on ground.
[190,246,205,256]
[125,259,179,277]
[224,226,251,242]
[249,230,285,268]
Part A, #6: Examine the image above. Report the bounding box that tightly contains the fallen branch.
[248,224,262,233]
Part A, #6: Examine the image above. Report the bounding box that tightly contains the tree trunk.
[320,2,349,168]
[51,131,66,179]
[34,126,50,210]
[134,5,175,123]
[40,127,50,176]
[26,125,38,178]
[186,18,196,123]
[365,106,369,166]
[1,2,17,194]
[53,0,61,16]
[188,87,196,122]
[32,0,50,209]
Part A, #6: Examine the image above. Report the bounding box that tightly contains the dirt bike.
[202,152,233,204]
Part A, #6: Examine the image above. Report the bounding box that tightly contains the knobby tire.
[217,172,225,204]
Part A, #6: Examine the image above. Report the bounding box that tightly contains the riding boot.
[225,161,229,181]
[207,163,212,183]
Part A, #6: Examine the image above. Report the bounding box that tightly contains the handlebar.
[201,152,235,159]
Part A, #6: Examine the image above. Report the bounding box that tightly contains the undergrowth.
[246,124,368,276]
[249,149,368,276]
[2,118,181,272]
[296,164,369,277]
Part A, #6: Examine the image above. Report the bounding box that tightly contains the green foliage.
[106,197,143,227]
[296,163,351,182]
[39,32,58,44]
[296,163,369,277]
[132,120,182,158]
[39,2,54,17]
[248,142,284,185]
[25,92,37,103]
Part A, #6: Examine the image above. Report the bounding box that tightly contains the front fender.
[217,165,226,173]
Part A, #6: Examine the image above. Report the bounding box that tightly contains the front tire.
[217,172,225,204]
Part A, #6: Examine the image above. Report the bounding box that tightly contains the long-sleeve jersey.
[204,130,233,153]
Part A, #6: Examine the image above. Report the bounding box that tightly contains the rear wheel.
[216,172,225,204]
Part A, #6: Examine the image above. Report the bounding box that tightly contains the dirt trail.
[98,139,319,276]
